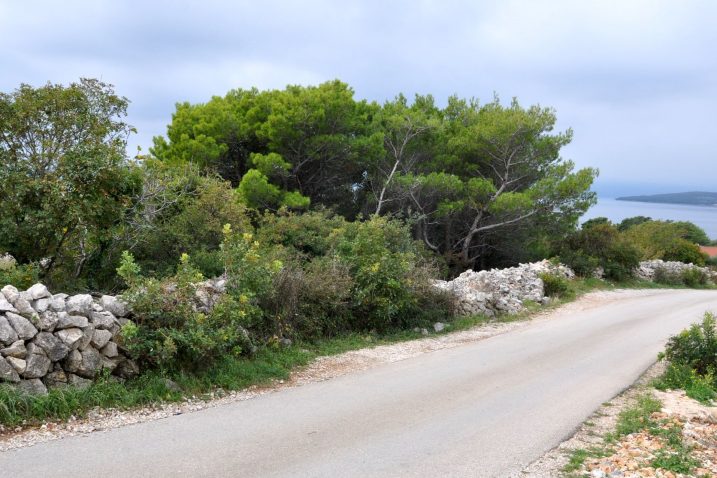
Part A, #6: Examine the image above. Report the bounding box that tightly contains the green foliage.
[0,255,39,289]
[127,167,252,279]
[220,227,282,336]
[0,374,183,427]
[582,217,611,229]
[153,85,596,270]
[153,80,382,218]
[118,252,254,371]
[651,265,712,288]
[650,445,699,474]
[617,216,652,231]
[614,394,662,436]
[623,220,709,265]
[256,209,347,259]
[661,313,717,377]
[256,211,452,337]
[334,216,443,331]
[264,258,355,339]
[117,250,141,286]
[656,363,717,403]
[559,224,641,281]
[653,267,683,286]
[681,268,709,287]
[0,78,141,289]
[663,240,708,265]
[672,221,711,245]
[539,272,570,298]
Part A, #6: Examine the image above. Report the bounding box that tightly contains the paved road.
[3,289,717,477]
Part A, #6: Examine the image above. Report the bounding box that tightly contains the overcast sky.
[1,0,715,196]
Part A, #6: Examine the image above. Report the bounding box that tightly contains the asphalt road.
[3,289,717,477]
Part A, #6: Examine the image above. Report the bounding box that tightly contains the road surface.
[2,289,717,477]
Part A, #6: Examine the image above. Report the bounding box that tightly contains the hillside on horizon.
[616,191,717,207]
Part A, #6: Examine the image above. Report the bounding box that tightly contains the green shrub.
[118,251,257,371]
[0,255,39,289]
[558,249,600,277]
[623,221,709,266]
[662,313,717,376]
[263,257,355,339]
[654,266,710,287]
[653,267,683,286]
[256,209,347,260]
[334,216,446,331]
[663,239,708,266]
[655,363,717,403]
[539,272,570,298]
[681,268,709,287]
[128,172,252,279]
[559,224,641,281]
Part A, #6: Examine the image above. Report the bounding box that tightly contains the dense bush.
[653,267,683,286]
[128,169,253,279]
[681,268,710,287]
[263,258,354,339]
[334,216,449,331]
[662,239,708,266]
[257,213,453,336]
[661,313,717,376]
[539,272,570,298]
[653,266,710,287]
[118,215,454,370]
[558,224,641,281]
[117,250,257,371]
[656,313,717,402]
[256,209,347,261]
[0,254,39,289]
[623,221,709,266]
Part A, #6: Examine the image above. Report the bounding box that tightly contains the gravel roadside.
[516,361,668,477]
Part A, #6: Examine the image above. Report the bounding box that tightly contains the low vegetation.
[655,313,717,402]
[564,313,717,477]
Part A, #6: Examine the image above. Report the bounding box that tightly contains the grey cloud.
[1,0,715,194]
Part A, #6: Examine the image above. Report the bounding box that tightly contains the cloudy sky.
[1,0,715,196]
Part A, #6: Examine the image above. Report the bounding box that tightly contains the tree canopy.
[0,79,140,283]
[152,82,597,270]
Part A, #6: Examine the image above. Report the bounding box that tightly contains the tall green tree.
[368,94,439,215]
[152,80,383,217]
[390,97,597,269]
[0,79,140,283]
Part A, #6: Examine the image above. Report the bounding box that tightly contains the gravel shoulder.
[0,289,683,452]
[517,361,668,477]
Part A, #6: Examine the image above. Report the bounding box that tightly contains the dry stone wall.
[434,260,575,317]
[634,260,717,282]
[0,284,137,395]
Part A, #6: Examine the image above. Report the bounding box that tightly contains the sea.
[582,198,717,240]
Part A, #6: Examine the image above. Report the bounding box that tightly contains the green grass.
[563,446,611,473]
[616,277,717,290]
[613,394,662,436]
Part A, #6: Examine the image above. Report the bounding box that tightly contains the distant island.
[616,191,717,207]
